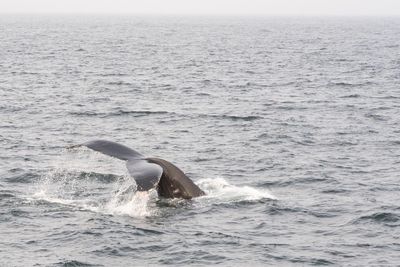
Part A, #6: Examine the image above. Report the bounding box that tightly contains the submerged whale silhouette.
[68,140,205,199]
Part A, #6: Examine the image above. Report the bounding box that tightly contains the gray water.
[1,15,400,266]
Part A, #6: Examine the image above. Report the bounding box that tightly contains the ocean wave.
[364,113,388,121]
[69,109,262,122]
[202,114,262,121]
[4,171,40,184]
[54,260,102,267]
[275,105,308,111]
[329,81,374,87]
[105,81,132,86]
[0,192,15,198]
[321,189,351,194]
[69,109,170,118]
[99,73,128,77]
[355,212,400,227]
[340,94,362,98]
[258,177,330,187]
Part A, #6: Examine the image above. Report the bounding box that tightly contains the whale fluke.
[68,140,205,198]
[80,139,144,160]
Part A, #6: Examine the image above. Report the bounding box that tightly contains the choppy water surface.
[1,16,400,266]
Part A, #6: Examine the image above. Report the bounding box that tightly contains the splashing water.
[197,177,276,203]
[31,151,275,218]
[102,182,158,217]
[33,168,157,217]
[33,168,275,218]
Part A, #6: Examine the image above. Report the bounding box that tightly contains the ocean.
[1,15,400,266]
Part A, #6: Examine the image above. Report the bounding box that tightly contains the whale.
[68,140,205,199]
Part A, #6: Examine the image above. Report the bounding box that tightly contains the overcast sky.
[1,0,399,16]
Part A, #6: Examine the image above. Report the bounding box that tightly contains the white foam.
[103,190,157,217]
[197,177,276,203]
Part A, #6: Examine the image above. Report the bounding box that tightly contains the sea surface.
[1,15,400,266]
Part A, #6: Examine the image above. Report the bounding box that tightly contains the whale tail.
[68,140,204,198]
[67,140,163,191]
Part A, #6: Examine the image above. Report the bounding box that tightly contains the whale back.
[147,158,205,199]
